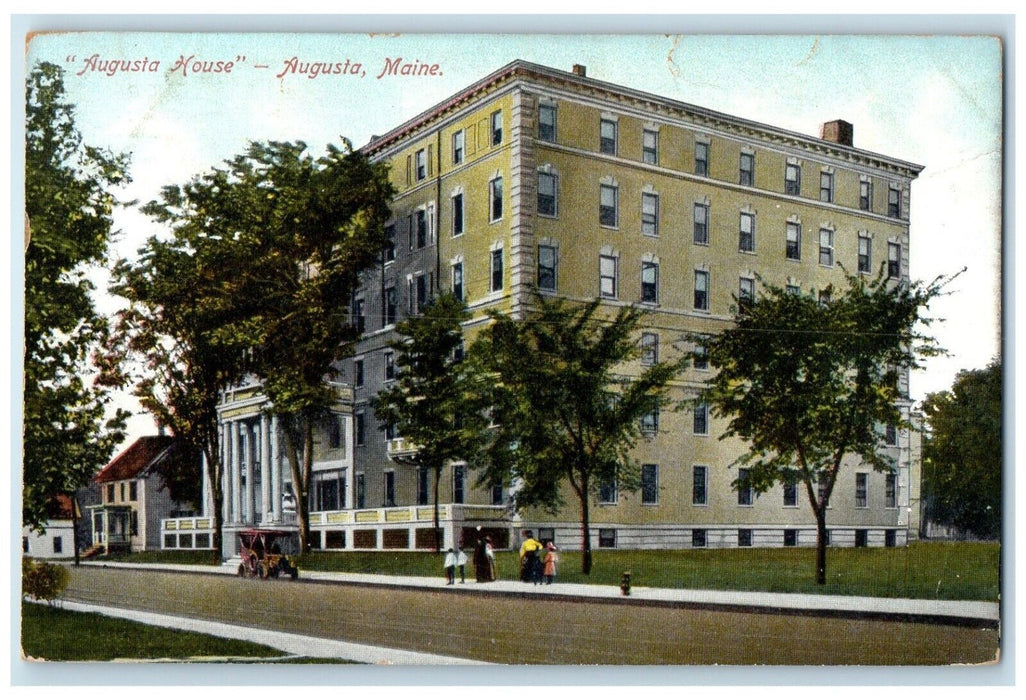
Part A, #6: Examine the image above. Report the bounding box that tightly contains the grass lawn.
[91,549,221,566]
[294,540,998,601]
[20,601,299,662]
[98,540,999,601]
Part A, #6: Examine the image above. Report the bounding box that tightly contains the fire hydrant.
[620,570,631,596]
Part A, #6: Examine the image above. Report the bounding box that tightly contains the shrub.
[22,558,70,604]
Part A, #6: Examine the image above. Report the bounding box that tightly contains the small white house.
[22,494,76,559]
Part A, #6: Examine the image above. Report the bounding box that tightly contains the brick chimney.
[572,64,587,77]
[820,120,854,146]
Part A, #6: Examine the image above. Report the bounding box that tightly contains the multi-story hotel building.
[182,60,923,557]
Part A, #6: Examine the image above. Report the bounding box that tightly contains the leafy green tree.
[475,297,681,575]
[921,360,1002,539]
[372,293,490,551]
[24,61,129,536]
[698,272,947,584]
[106,227,252,561]
[132,140,394,554]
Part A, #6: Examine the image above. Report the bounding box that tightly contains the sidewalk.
[81,560,1000,627]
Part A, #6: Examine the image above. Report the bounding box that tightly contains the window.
[328,417,342,449]
[490,248,504,292]
[641,261,659,303]
[820,171,834,202]
[452,262,464,301]
[738,468,754,506]
[490,177,503,221]
[23,537,28,554]
[641,192,659,236]
[693,402,709,435]
[121,483,126,501]
[858,235,872,274]
[599,184,618,227]
[354,359,364,388]
[598,529,617,548]
[738,529,753,547]
[817,476,829,505]
[641,409,659,434]
[693,202,709,245]
[599,255,618,298]
[819,228,834,267]
[888,242,902,278]
[315,473,342,511]
[641,332,659,366]
[415,148,427,181]
[786,222,801,261]
[384,471,396,507]
[739,152,754,186]
[600,118,617,155]
[818,289,832,307]
[538,172,557,217]
[885,529,897,547]
[452,193,464,236]
[599,476,617,504]
[693,270,709,311]
[785,163,801,195]
[888,185,901,218]
[693,340,709,370]
[538,104,556,142]
[107,484,114,502]
[453,464,466,504]
[739,212,755,252]
[491,483,504,506]
[641,464,659,504]
[410,273,430,314]
[783,482,798,507]
[129,481,137,501]
[130,511,138,536]
[695,141,709,176]
[355,473,365,508]
[784,529,798,547]
[452,130,465,165]
[384,351,395,381]
[738,277,755,310]
[786,283,801,295]
[855,472,868,508]
[860,179,873,211]
[538,245,557,291]
[692,529,707,548]
[885,473,897,508]
[53,536,63,554]
[692,465,708,505]
[855,529,868,547]
[354,411,365,445]
[885,423,897,446]
[412,209,428,249]
[491,110,502,146]
[352,296,365,333]
[642,129,658,164]
[384,224,396,263]
[383,286,397,326]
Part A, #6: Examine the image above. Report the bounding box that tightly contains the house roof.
[95,436,177,483]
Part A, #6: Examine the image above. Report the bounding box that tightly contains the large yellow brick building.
[201,60,922,555]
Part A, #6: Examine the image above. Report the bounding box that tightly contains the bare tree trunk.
[580,491,592,575]
[71,494,80,567]
[816,509,828,585]
[203,438,224,564]
[432,464,442,553]
[282,417,310,555]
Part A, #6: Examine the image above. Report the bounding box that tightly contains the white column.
[244,423,256,524]
[260,415,271,524]
[345,415,355,509]
[231,421,242,523]
[200,450,210,517]
[270,415,281,523]
[219,423,229,521]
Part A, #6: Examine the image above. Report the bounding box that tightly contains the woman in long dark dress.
[473,537,490,582]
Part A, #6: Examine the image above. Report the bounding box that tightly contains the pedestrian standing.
[543,542,559,584]
[484,536,497,581]
[456,545,468,583]
[444,548,456,585]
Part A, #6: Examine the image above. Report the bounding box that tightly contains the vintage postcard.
[16,23,1004,682]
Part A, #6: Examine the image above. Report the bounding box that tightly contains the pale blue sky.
[20,31,1004,444]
